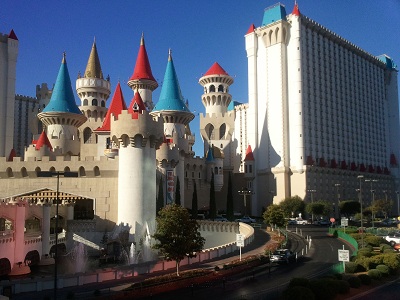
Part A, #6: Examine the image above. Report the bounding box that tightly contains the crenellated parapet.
[156,141,179,166]
[110,110,164,149]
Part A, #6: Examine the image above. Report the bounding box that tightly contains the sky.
[2,0,400,156]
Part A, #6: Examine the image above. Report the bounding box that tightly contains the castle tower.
[151,50,194,206]
[199,62,235,169]
[112,89,163,246]
[37,53,87,156]
[0,30,18,157]
[127,34,158,111]
[205,144,224,191]
[76,40,111,156]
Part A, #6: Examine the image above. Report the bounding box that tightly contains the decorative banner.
[166,170,174,204]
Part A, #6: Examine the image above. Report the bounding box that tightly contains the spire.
[153,50,191,113]
[292,1,300,16]
[128,90,146,118]
[204,62,229,76]
[206,145,215,162]
[35,131,53,151]
[84,39,103,79]
[96,82,127,131]
[244,145,255,161]
[42,53,82,114]
[129,34,157,82]
[8,29,18,40]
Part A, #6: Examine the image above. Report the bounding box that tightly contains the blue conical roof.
[206,145,215,162]
[153,50,191,113]
[43,54,82,114]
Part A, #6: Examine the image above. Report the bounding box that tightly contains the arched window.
[205,124,214,140]
[83,128,93,144]
[92,99,98,106]
[218,85,224,92]
[101,100,105,107]
[94,166,100,177]
[209,85,215,92]
[6,167,13,178]
[21,167,28,178]
[83,99,88,106]
[219,123,226,139]
[79,166,86,177]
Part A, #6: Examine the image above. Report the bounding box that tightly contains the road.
[144,226,353,300]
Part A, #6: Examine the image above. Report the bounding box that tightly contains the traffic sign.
[341,218,348,227]
[338,249,349,262]
[236,234,244,247]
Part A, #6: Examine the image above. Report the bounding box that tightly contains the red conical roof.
[292,2,300,16]
[8,148,16,161]
[96,82,127,132]
[129,34,156,82]
[204,62,229,76]
[128,91,146,119]
[35,131,53,151]
[246,24,255,34]
[8,29,18,40]
[244,145,255,161]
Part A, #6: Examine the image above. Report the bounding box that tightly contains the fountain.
[71,242,87,273]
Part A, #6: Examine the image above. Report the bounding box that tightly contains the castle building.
[0,2,399,278]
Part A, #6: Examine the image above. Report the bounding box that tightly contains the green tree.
[226,172,234,221]
[209,172,217,219]
[306,200,332,219]
[339,200,360,217]
[156,176,164,214]
[374,198,393,218]
[279,196,305,218]
[262,204,286,228]
[175,176,181,205]
[152,205,205,276]
[191,181,198,219]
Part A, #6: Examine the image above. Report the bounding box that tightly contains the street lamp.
[38,171,78,300]
[334,184,341,219]
[357,175,364,248]
[307,189,316,222]
[383,190,388,219]
[396,191,400,216]
[238,187,253,216]
[365,179,378,227]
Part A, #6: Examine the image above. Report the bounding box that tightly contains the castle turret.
[151,50,194,205]
[199,62,235,169]
[127,34,158,111]
[37,53,87,156]
[0,29,18,157]
[112,88,163,249]
[76,40,111,156]
[205,145,224,191]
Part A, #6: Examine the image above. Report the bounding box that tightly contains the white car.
[385,232,400,246]
[235,216,256,224]
[296,219,308,225]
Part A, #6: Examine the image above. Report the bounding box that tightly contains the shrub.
[288,277,309,288]
[364,235,385,247]
[355,256,371,270]
[376,264,390,276]
[308,279,336,300]
[382,253,400,270]
[380,244,392,252]
[347,276,361,288]
[281,286,315,300]
[333,230,338,238]
[357,248,373,258]
[345,262,358,273]
[357,274,372,285]
[367,269,382,280]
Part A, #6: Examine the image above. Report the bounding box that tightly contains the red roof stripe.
[96,82,127,131]
[244,145,255,161]
[246,24,255,35]
[129,35,156,82]
[128,91,146,119]
[204,62,229,76]
[35,131,53,151]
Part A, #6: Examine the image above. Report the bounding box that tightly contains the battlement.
[199,111,235,119]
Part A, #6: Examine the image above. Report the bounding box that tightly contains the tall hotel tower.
[245,3,399,215]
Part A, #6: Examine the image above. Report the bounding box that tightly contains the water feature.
[70,241,87,273]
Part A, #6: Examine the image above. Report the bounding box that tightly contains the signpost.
[236,234,244,261]
[341,218,348,233]
[338,246,349,273]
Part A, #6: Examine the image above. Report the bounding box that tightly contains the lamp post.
[238,187,253,216]
[38,171,78,300]
[357,175,364,248]
[334,184,340,219]
[365,179,378,228]
[396,191,400,217]
[307,189,316,222]
[383,190,388,218]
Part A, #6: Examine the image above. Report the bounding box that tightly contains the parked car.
[235,216,256,224]
[287,219,297,225]
[270,249,296,263]
[393,243,400,252]
[295,219,308,225]
[385,232,400,246]
[381,219,396,227]
[319,219,330,226]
